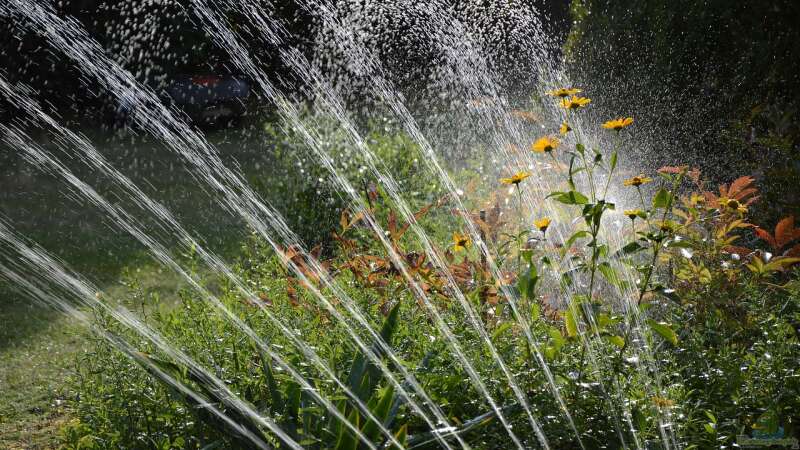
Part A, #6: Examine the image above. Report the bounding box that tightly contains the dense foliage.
[61,92,800,449]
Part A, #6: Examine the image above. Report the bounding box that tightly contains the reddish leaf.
[728,176,755,197]
[387,211,398,240]
[775,216,797,250]
[755,227,777,250]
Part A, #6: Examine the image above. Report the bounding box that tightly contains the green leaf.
[619,241,646,255]
[647,320,678,345]
[564,308,578,338]
[517,265,538,299]
[563,230,590,252]
[548,190,589,205]
[603,335,625,348]
[258,350,284,414]
[548,327,565,350]
[597,262,621,287]
[666,239,693,249]
[567,156,577,190]
[560,271,574,288]
[334,408,359,450]
[530,303,540,322]
[575,143,586,155]
[652,188,673,209]
[348,302,401,399]
[362,384,395,441]
[520,248,534,264]
[391,424,408,449]
[492,322,513,341]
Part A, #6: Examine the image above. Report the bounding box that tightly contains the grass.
[0,124,271,447]
[0,261,225,448]
[0,294,84,449]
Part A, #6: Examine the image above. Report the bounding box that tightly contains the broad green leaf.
[647,320,678,345]
[548,190,589,205]
[620,241,646,255]
[652,188,672,209]
[565,308,578,338]
[603,335,625,348]
[666,239,693,249]
[548,327,565,350]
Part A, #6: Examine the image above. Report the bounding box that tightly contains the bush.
[63,93,800,449]
[250,113,441,247]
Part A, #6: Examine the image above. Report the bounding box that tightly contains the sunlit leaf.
[646,320,677,345]
[565,308,578,338]
[603,335,625,348]
[652,188,672,209]
[547,190,589,205]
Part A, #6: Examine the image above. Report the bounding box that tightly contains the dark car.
[116,73,251,127]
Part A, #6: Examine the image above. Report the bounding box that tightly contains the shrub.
[63,92,800,449]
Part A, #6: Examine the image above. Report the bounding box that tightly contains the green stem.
[637,186,652,228]
[601,133,620,200]
[515,184,525,271]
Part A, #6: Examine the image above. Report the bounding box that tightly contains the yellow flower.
[500,171,531,185]
[547,88,582,98]
[452,232,471,251]
[602,117,634,131]
[560,96,592,110]
[718,196,747,214]
[559,122,571,135]
[623,175,653,187]
[624,209,644,220]
[531,136,560,153]
[534,217,551,233]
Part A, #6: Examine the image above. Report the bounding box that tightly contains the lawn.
[0,294,83,449]
[0,124,269,447]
